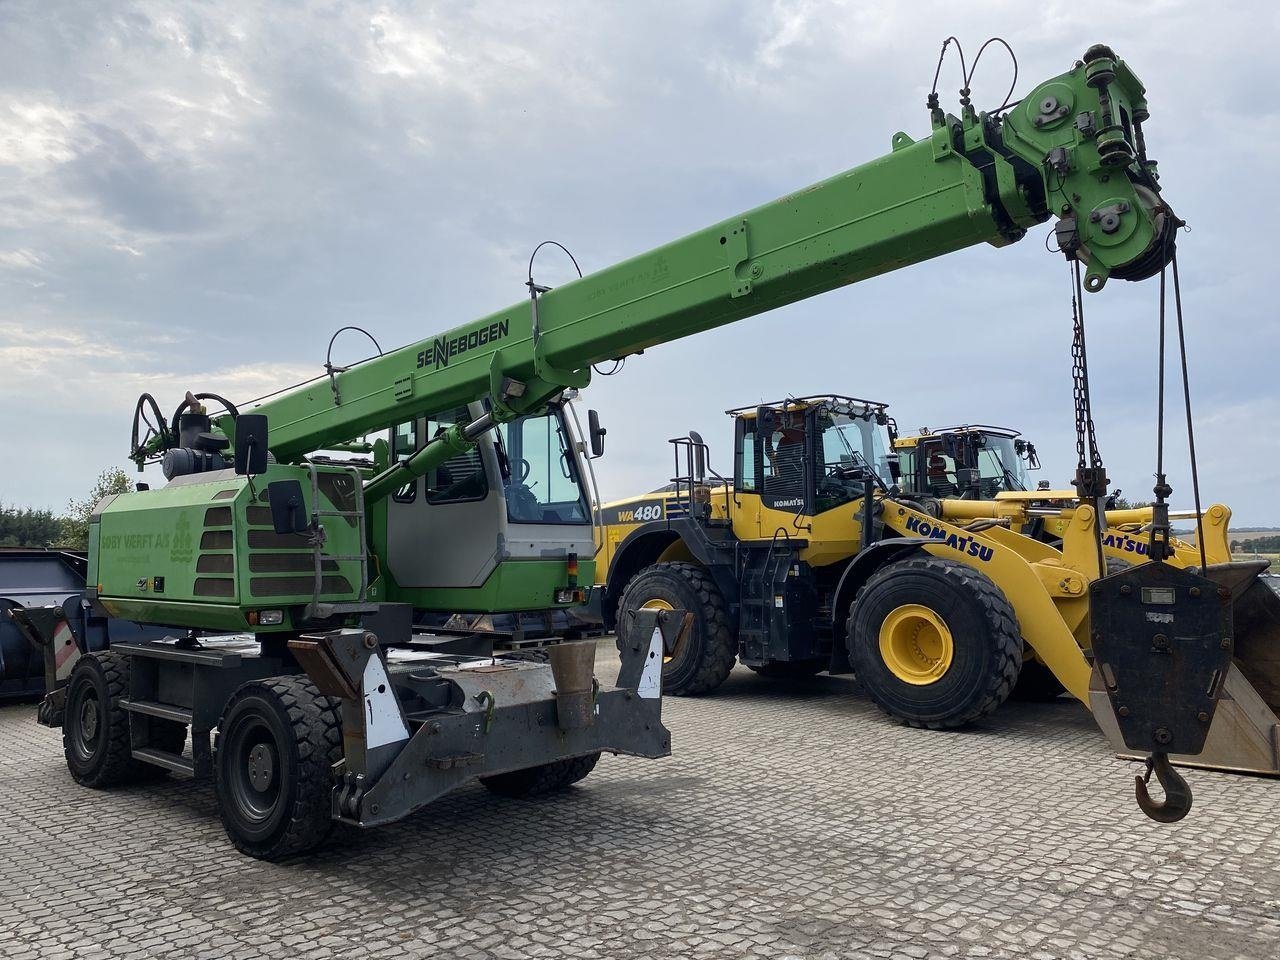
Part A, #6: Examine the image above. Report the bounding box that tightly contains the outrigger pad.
[1091,561,1233,757]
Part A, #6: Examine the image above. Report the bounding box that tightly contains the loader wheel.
[63,651,152,787]
[215,676,341,861]
[846,557,1022,729]
[617,562,735,696]
[748,660,825,679]
[480,752,601,798]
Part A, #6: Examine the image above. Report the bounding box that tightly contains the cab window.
[423,408,488,504]
[760,413,808,507]
[735,422,757,492]
[391,421,417,503]
[496,410,590,524]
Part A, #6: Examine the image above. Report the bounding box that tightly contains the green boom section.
[224,48,1168,465]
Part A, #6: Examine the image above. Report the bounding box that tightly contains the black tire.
[480,752,601,798]
[846,557,1022,729]
[617,561,735,696]
[748,660,825,679]
[63,651,153,787]
[214,676,341,861]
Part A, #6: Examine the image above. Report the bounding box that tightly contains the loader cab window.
[974,435,1030,495]
[759,411,809,512]
[815,412,889,513]
[898,440,958,498]
[496,409,590,525]
[735,421,757,493]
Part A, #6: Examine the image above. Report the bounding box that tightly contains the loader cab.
[729,396,894,564]
[382,397,596,616]
[896,426,1039,500]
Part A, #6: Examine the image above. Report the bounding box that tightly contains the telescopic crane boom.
[196,44,1172,506]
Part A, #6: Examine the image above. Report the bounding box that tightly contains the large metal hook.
[1135,752,1193,823]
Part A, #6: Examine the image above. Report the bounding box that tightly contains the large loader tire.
[481,752,601,798]
[214,676,342,861]
[846,557,1022,729]
[617,562,736,696]
[63,651,173,787]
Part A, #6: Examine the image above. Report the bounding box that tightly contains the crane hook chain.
[1135,752,1193,823]
[1069,259,1106,488]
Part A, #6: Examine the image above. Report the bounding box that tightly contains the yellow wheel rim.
[878,603,954,685]
[640,598,678,663]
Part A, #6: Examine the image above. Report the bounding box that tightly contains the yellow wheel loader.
[594,396,1280,776]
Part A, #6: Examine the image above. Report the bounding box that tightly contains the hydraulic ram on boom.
[21,43,1221,860]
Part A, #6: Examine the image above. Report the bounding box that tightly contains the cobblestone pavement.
[3,642,1279,960]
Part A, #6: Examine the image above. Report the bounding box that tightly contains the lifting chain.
[1069,259,1107,497]
[1067,259,1108,574]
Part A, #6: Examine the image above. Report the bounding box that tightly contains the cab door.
[385,403,507,591]
[735,407,814,543]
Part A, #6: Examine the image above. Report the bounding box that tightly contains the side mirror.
[267,479,310,535]
[588,408,607,458]
[234,414,270,476]
[755,406,777,435]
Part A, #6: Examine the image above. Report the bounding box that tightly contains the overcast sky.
[2,1,1277,525]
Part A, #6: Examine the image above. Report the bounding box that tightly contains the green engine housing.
[88,464,366,633]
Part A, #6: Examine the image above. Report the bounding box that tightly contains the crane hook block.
[1135,752,1192,823]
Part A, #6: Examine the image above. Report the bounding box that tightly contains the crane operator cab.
[382,397,598,625]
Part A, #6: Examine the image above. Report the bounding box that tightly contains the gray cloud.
[0,0,1277,527]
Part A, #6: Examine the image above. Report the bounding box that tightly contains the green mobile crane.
[16,42,1235,855]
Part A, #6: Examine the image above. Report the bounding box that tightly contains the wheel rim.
[878,603,954,685]
[70,683,102,762]
[640,598,677,662]
[225,714,284,826]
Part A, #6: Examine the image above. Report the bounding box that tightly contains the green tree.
[61,467,135,548]
[0,502,64,547]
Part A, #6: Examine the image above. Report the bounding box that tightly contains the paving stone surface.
[2,642,1279,959]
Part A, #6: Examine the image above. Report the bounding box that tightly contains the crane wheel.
[63,651,178,787]
[214,676,342,861]
[617,561,736,696]
[846,556,1022,729]
[481,752,601,797]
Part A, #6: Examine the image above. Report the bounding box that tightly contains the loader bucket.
[1214,563,1280,709]
[1103,560,1280,776]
